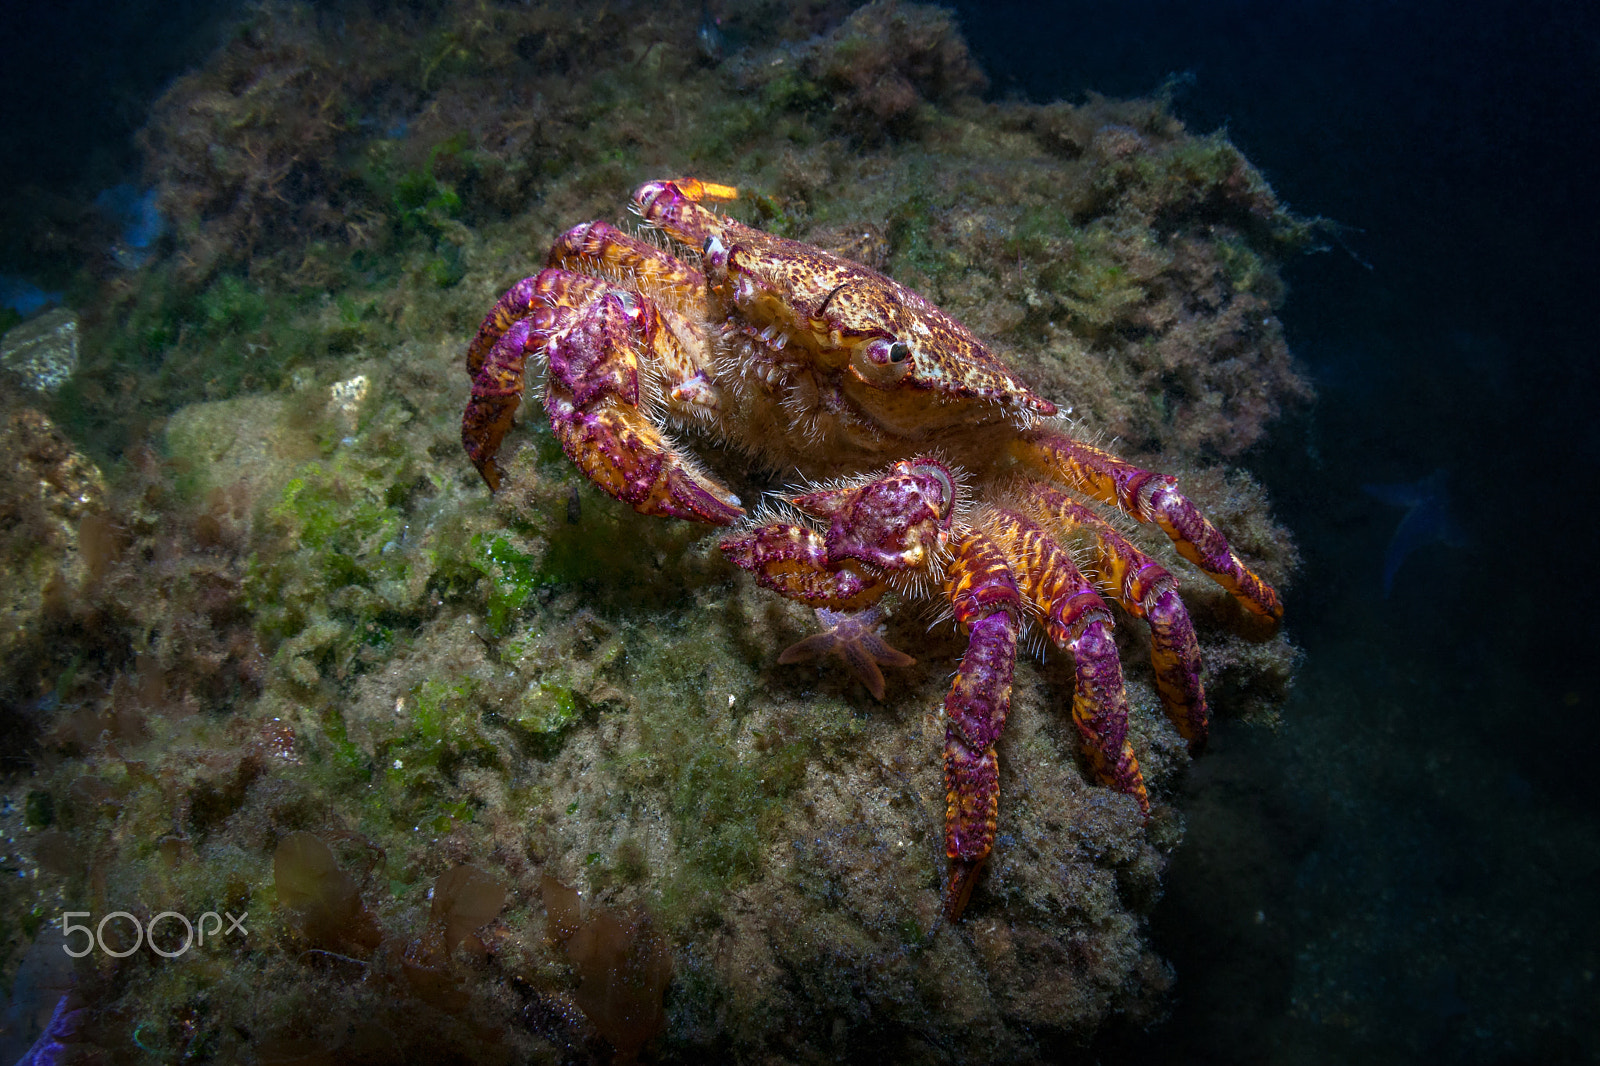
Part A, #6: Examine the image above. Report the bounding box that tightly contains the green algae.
[886,191,946,286]
[512,681,578,735]
[1215,231,1270,293]
[248,455,412,670]
[471,533,541,636]
[506,679,583,758]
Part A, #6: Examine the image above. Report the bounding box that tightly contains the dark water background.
[946,2,1600,1062]
[3,1,1597,1062]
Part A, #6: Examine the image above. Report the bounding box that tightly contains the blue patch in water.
[0,277,62,316]
[94,184,166,267]
[1362,468,1466,597]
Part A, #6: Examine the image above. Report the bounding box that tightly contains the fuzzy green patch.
[470,533,542,637]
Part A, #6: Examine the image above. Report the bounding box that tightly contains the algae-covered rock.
[0,404,105,720]
[164,392,313,512]
[0,2,1309,1062]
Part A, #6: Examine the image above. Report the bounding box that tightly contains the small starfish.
[777,604,916,700]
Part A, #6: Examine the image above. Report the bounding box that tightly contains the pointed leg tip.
[474,461,502,493]
[943,857,987,921]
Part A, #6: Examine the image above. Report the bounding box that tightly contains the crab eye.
[850,337,916,386]
[860,338,912,367]
[701,234,729,269]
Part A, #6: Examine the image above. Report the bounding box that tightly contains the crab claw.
[719,524,885,610]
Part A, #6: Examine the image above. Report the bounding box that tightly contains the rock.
[0,308,79,393]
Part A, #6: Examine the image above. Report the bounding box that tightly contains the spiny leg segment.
[462,272,556,491]
[1023,483,1209,749]
[980,509,1149,813]
[633,178,743,250]
[1013,432,1282,621]
[939,530,1020,919]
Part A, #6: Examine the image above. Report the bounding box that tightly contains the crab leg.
[462,273,556,490]
[939,530,1021,919]
[631,178,742,249]
[462,267,743,523]
[1025,484,1209,749]
[1012,433,1282,621]
[542,275,743,523]
[546,221,720,418]
[982,509,1150,814]
[547,219,707,298]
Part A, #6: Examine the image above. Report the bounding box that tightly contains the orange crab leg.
[982,509,1150,814]
[1025,484,1209,749]
[1012,433,1282,621]
[939,529,1021,920]
[674,178,740,202]
[547,219,707,296]
[632,178,748,250]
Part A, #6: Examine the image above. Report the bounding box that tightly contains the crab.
[462,178,1282,919]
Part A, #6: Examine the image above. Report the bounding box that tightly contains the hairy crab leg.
[1012,433,1283,621]
[545,221,721,419]
[461,265,743,521]
[1024,484,1209,750]
[547,218,707,297]
[939,529,1021,920]
[463,272,561,491]
[540,271,743,523]
[982,509,1150,814]
[631,178,743,249]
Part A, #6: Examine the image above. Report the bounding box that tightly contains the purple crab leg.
[984,509,1150,813]
[939,530,1021,920]
[1026,484,1209,750]
[462,265,743,522]
[462,273,556,491]
[1013,433,1283,621]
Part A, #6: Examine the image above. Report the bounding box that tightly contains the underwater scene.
[0,0,1594,1062]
